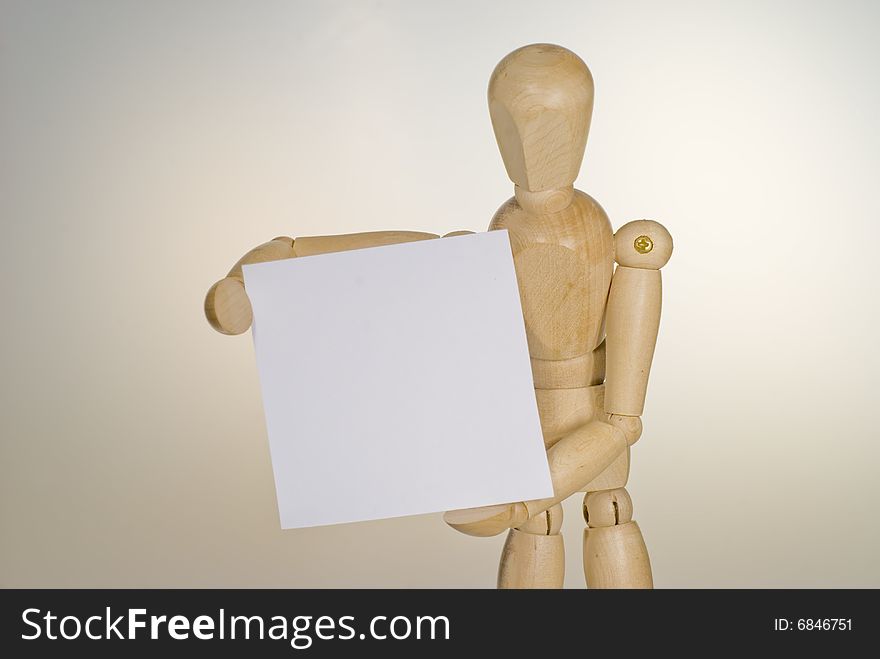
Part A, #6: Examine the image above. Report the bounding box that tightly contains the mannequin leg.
[583,488,653,588]
[497,503,564,589]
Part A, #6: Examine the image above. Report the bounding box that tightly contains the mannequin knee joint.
[583,488,633,528]
[516,503,564,535]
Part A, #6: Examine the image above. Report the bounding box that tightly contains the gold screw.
[634,235,654,254]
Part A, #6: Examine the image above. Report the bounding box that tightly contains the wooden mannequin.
[204,44,671,589]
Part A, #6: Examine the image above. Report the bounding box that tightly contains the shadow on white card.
[242,230,552,529]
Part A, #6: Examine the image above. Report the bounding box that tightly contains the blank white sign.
[242,230,552,528]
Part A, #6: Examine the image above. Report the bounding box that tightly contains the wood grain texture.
[613,219,673,270]
[204,277,252,336]
[445,44,637,561]
[583,522,653,589]
[604,266,662,416]
[583,488,633,527]
[517,502,564,535]
[204,232,440,335]
[489,43,594,192]
[607,413,643,446]
[204,237,294,335]
[444,420,628,538]
[530,341,605,389]
[498,503,564,589]
[535,384,605,448]
[490,191,614,361]
[292,230,437,257]
[443,503,529,538]
[581,446,630,492]
[497,529,564,589]
[522,420,626,518]
[604,220,671,415]
[582,488,652,588]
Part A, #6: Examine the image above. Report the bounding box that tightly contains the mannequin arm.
[444,220,673,537]
[204,230,458,334]
[444,419,627,536]
[205,236,295,335]
[604,220,673,435]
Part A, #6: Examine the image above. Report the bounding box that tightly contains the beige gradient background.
[2,0,878,587]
